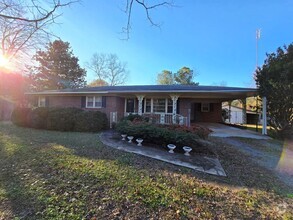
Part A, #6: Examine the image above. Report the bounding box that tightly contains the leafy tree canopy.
[31,40,86,91]
[255,43,293,138]
[87,79,108,87]
[156,67,198,85]
[157,70,174,85]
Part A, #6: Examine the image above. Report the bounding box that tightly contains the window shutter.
[210,103,214,112]
[45,97,49,107]
[198,103,201,111]
[102,96,106,108]
[34,97,38,107]
[176,99,180,114]
[81,96,86,108]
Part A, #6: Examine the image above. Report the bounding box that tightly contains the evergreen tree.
[255,43,293,138]
[32,40,86,90]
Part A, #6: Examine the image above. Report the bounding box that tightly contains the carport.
[200,123,271,139]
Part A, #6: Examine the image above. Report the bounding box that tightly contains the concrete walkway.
[100,131,226,177]
[199,123,271,140]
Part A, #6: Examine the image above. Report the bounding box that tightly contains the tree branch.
[0,0,77,26]
[122,0,174,39]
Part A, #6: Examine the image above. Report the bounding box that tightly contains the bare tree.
[0,0,77,68]
[122,0,174,39]
[86,53,128,86]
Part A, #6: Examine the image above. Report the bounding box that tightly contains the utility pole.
[256,29,261,69]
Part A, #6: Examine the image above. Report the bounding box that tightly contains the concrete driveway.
[199,123,271,140]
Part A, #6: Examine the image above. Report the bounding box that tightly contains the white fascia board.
[25,91,109,95]
[25,89,256,95]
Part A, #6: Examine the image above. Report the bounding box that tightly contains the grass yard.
[0,122,292,219]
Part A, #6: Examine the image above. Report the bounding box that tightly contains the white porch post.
[262,96,267,135]
[136,95,145,116]
[170,95,179,124]
[241,98,247,124]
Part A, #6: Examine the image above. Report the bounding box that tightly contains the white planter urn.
[127,136,134,143]
[136,138,143,146]
[167,144,176,153]
[121,134,127,141]
[183,146,192,156]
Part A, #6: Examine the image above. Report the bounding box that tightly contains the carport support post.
[170,95,179,124]
[241,98,247,124]
[228,101,232,123]
[262,96,267,135]
[136,95,145,116]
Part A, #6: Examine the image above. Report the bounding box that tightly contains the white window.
[38,96,46,107]
[144,98,173,113]
[201,103,210,112]
[153,98,166,113]
[86,96,102,108]
[145,98,151,113]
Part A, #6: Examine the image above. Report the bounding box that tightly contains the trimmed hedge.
[11,107,32,127]
[11,107,108,132]
[28,107,49,129]
[47,108,83,131]
[75,111,108,132]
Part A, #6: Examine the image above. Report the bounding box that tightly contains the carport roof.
[26,85,257,100]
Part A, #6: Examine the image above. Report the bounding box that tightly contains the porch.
[124,112,189,126]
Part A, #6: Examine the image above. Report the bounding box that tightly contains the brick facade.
[46,95,125,122]
[179,98,222,123]
[34,95,223,124]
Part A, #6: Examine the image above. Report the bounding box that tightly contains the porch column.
[170,95,179,124]
[241,98,247,124]
[228,101,232,123]
[262,96,267,135]
[136,95,145,116]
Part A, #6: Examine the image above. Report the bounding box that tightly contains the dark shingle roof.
[29,85,256,94]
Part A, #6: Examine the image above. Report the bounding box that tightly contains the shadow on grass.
[0,122,292,219]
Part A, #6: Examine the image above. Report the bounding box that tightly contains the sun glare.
[0,54,9,67]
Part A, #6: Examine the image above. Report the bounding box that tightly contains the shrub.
[122,114,149,122]
[75,111,108,132]
[116,120,203,151]
[47,107,83,131]
[12,107,109,132]
[11,107,31,127]
[28,107,49,129]
[158,124,211,139]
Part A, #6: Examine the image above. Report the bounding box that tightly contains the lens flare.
[277,139,293,175]
[0,54,9,67]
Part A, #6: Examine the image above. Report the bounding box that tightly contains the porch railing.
[124,112,188,126]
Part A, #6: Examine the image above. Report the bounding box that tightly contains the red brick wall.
[92,96,124,121]
[199,103,222,122]
[46,95,125,121]
[178,98,191,118]
[178,98,222,123]
[40,95,222,123]
[49,96,81,108]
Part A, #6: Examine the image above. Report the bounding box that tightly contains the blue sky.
[51,0,293,87]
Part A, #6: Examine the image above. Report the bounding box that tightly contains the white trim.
[86,96,102,108]
[38,96,46,107]
[201,103,210,112]
[140,97,173,114]
[25,89,257,96]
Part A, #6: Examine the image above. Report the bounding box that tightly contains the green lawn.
[0,122,292,219]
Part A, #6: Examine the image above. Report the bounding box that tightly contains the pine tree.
[32,40,86,90]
